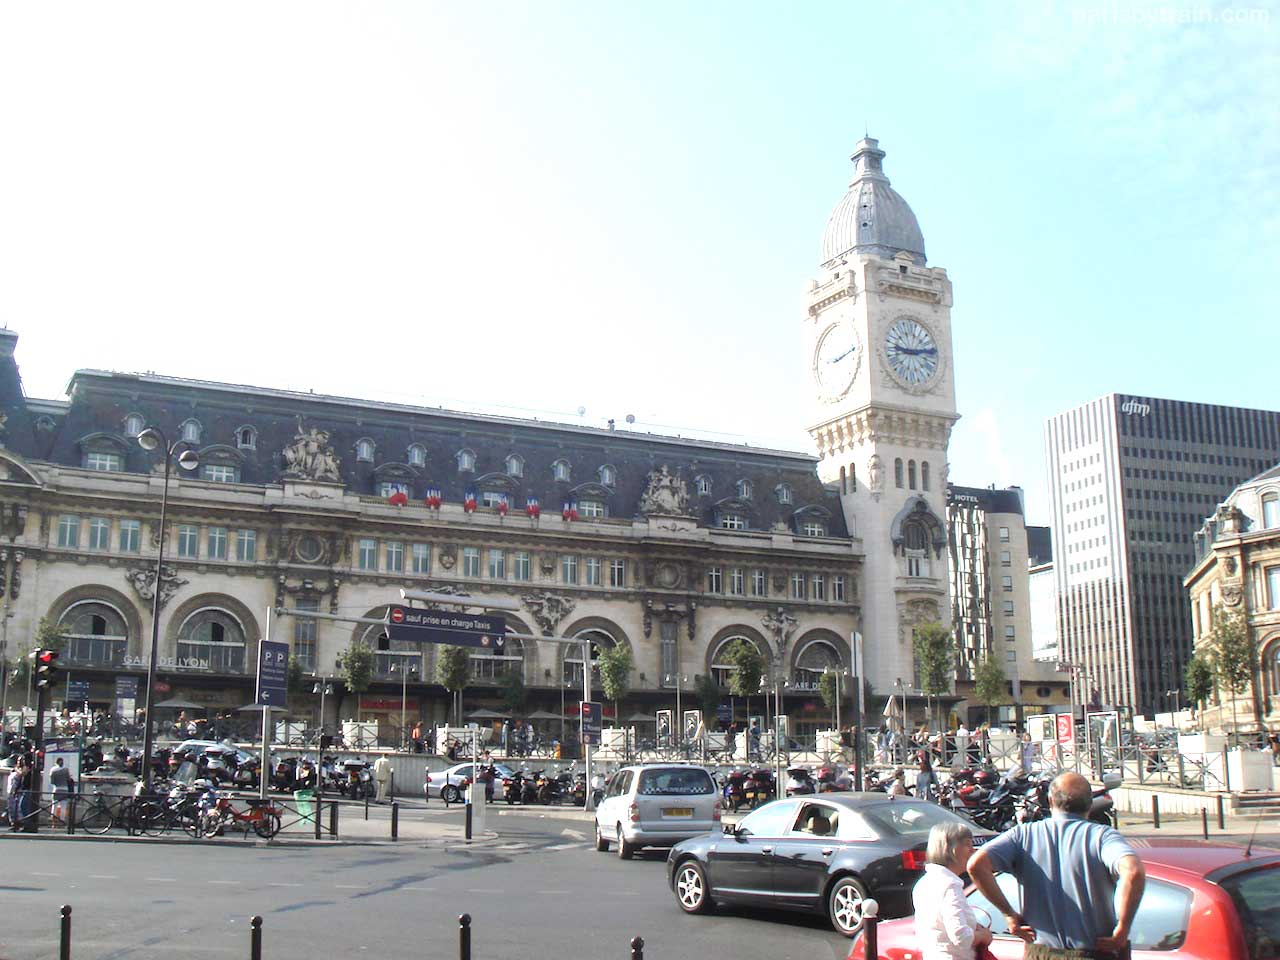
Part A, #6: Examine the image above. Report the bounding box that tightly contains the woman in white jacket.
[911,822,993,959]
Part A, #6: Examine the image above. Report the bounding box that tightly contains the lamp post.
[137,426,199,792]
[664,673,687,755]
[393,660,418,750]
[313,677,334,739]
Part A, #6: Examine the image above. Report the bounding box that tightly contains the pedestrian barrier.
[37,907,653,960]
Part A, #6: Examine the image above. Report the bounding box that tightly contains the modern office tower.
[1045,394,1280,715]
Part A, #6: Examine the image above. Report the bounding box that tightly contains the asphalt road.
[0,810,853,960]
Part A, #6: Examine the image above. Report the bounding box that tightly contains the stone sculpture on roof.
[639,465,691,517]
[282,417,342,482]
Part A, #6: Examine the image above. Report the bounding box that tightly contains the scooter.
[785,766,817,797]
[722,770,748,812]
[742,768,775,808]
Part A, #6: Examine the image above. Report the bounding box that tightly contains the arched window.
[1268,641,1280,699]
[471,636,524,684]
[407,444,426,467]
[695,475,711,496]
[356,439,375,462]
[564,629,616,685]
[908,460,917,490]
[505,454,524,478]
[1263,493,1280,528]
[794,640,841,690]
[921,461,931,491]
[894,458,904,488]
[736,478,753,500]
[236,426,257,450]
[180,419,202,444]
[709,636,756,687]
[456,448,476,472]
[358,622,424,680]
[124,413,145,438]
[776,483,793,505]
[552,458,570,482]
[903,518,931,577]
[177,608,247,674]
[850,463,857,491]
[599,464,616,487]
[839,467,846,494]
[58,601,129,667]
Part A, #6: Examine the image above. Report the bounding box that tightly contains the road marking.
[402,887,436,892]
[32,872,61,877]
[146,878,178,882]
[334,884,364,889]
[543,843,579,851]
[208,880,238,885]
[269,883,302,887]
[538,890,571,895]
[465,889,503,894]
[560,827,586,840]
[89,875,118,880]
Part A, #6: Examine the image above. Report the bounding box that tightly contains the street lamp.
[391,660,418,749]
[663,673,687,755]
[312,678,334,738]
[137,426,198,792]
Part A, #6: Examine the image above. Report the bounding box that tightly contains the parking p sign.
[256,640,290,708]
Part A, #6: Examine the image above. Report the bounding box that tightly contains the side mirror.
[722,822,738,837]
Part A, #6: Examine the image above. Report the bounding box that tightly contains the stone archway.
[47,584,145,660]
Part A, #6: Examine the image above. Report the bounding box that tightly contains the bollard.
[365,794,369,820]
[66,797,76,836]
[862,897,880,960]
[630,936,644,960]
[1217,794,1226,830]
[1201,808,1209,840]
[329,800,339,839]
[465,800,473,841]
[390,771,395,802]
[59,905,71,960]
[1152,795,1160,829]
[250,915,262,960]
[458,914,472,960]
[314,799,322,840]
[391,801,399,841]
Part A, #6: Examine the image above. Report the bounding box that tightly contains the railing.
[61,636,127,668]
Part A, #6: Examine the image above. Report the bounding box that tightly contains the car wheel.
[442,785,461,804]
[827,875,870,938]
[616,824,634,860]
[673,859,712,914]
[594,822,609,852]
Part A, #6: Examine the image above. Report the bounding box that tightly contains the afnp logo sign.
[1120,399,1151,417]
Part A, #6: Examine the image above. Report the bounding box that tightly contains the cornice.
[809,405,958,458]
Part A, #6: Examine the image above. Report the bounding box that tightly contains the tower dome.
[821,137,926,267]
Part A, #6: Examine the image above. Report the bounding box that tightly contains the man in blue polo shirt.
[967,772,1145,960]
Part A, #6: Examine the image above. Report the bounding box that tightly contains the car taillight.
[901,849,926,871]
[629,802,640,823]
[712,800,722,822]
[425,774,432,782]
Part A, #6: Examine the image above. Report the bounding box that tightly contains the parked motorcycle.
[742,768,775,808]
[785,766,816,797]
[721,769,748,812]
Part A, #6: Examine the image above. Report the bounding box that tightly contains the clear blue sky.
[1,1,1275,524]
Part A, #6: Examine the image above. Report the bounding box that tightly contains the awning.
[623,712,657,722]
[153,697,204,710]
[465,708,509,719]
[525,710,565,720]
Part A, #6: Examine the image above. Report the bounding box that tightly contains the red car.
[848,841,1280,959]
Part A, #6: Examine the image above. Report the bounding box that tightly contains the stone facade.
[1185,464,1280,733]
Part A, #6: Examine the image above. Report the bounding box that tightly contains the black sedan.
[666,793,995,937]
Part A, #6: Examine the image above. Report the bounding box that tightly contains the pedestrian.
[446,738,459,762]
[886,767,908,796]
[916,749,938,802]
[49,757,75,824]
[6,759,23,829]
[500,720,509,754]
[293,758,317,823]
[725,722,737,759]
[967,771,1145,959]
[913,822,993,959]
[411,722,423,754]
[1020,732,1037,776]
[749,721,761,762]
[372,754,392,801]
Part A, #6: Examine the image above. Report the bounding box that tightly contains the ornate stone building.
[0,329,864,736]
[1185,464,1280,733]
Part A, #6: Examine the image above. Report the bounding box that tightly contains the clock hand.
[827,345,857,364]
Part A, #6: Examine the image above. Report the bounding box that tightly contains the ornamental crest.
[522,592,577,635]
[639,465,691,517]
[761,606,799,655]
[125,564,188,608]
[281,418,342,482]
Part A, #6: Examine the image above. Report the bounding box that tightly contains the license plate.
[663,807,694,817]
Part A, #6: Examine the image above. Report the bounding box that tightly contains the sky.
[1,1,1276,525]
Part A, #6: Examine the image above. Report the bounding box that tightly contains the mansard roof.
[9,364,849,538]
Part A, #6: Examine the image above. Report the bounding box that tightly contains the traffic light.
[33,648,59,689]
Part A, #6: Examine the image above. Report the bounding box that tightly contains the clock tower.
[804,137,958,695]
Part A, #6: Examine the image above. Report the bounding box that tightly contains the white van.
[594,764,720,859]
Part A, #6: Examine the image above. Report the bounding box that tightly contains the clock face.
[814,323,861,401]
[884,318,940,387]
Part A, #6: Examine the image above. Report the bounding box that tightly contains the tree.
[1183,655,1214,719]
[972,656,1006,727]
[596,644,632,724]
[695,674,723,722]
[723,639,766,724]
[8,618,67,702]
[1208,603,1258,745]
[436,646,470,726]
[818,671,840,727]
[338,643,374,721]
[913,622,954,730]
[498,670,527,718]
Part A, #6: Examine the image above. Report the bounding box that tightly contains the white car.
[425,761,515,803]
[594,764,720,859]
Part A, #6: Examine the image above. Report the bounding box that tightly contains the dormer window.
[736,479,753,500]
[776,483,793,505]
[407,444,426,467]
[800,520,827,537]
[599,464,616,488]
[124,414,145,438]
[203,464,239,483]
[695,475,712,496]
[236,426,257,450]
[85,452,124,472]
[579,499,606,519]
[180,419,202,444]
[720,513,746,530]
[506,454,524,478]
[552,459,570,482]
[457,448,476,472]
[380,481,410,498]
[356,439,376,463]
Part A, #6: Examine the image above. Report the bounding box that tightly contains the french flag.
[496,493,509,517]
[463,487,478,513]
[562,499,578,522]
[525,496,540,519]
[424,488,442,509]
[386,489,409,506]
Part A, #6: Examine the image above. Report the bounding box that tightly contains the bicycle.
[198,795,283,839]
[77,790,118,835]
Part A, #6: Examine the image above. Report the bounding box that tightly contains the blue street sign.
[715,703,731,722]
[385,605,507,650]
[581,701,602,746]
[66,678,92,703]
[256,640,290,708]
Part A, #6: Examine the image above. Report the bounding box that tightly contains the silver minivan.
[594,764,720,859]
